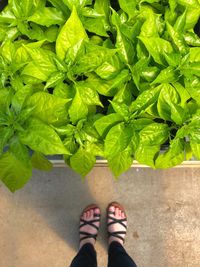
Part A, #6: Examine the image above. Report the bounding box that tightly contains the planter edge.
[50,159,200,168]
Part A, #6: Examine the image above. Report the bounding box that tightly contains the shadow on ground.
[1,166,200,267]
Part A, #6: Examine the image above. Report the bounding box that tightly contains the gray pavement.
[1,166,200,267]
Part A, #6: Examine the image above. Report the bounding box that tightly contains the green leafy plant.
[0,0,200,192]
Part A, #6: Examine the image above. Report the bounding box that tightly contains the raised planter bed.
[0,0,200,192]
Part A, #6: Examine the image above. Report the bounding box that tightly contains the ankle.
[79,239,95,250]
[108,237,124,246]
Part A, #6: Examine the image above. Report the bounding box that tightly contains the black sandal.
[79,204,101,243]
[107,202,127,244]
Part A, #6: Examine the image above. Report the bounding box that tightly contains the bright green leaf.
[105,122,132,157]
[31,151,53,171]
[56,6,88,60]
[19,118,70,155]
[70,146,96,176]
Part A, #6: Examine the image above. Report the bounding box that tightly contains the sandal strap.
[108,231,126,242]
[108,211,115,215]
[80,218,100,231]
[107,216,127,229]
[107,209,127,244]
[79,212,100,242]
[79,232,97,242]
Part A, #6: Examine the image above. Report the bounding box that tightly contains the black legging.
[70,241,137,267]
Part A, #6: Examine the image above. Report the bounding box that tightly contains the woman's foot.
[107,202,127,246]
[79,204,101,249]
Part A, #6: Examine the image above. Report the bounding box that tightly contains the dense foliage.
[0,0,200,192]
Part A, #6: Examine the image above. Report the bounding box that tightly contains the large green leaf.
[76,81,103,107]
[130,85,162,116]
[190,142,200,159]
[130,57,153,89]
[157,83,185,124]
[22,48,57,81]
[187,114,200,143]
[0,9,16,24]
[139,123,169,146]
[0,135,32,192]
[1,40,16,62]
[56,6,88,60]
[135,144,160,168]
[68,87,88,124]
[0,89,11,112]
[139,37,173,65]
[151,66,178,85]
[0,152,32,192]
[20,0,40,17]
[82,16,108,37]
[189,48,200,63]
[48,0,70,16]
[139,6,161,38]
[0,127,14,154]
[111,9,135,64]
[109,101,129,120]
[19,118,70,155]
[172,82,190,106]
[12,85,33,112]
[70,146,96,176]
[73,43,117,74]
[155,138,185,168]
[89,69,130,96]
[63,0,87,10]
[44,72,65,90]
[177,0,200,7]
[28,7,65,27]
[31,151,53,171]
[166,22,188,54]
[131,118,153,131]
[94,113,123,137]
[104,122,133,157]
[108,145,133,177]
[113,83,133,105]
[118,0,136,19]
[26,92,70,125]
[95,54,124,80]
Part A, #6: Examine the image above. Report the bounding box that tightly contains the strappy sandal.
[107,201,127,244]
[79,204,101,244]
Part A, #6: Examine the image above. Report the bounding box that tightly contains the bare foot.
[79,205,101,249]
[107,202,127,246]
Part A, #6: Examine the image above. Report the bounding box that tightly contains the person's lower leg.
[70,243,97,267]
[108,241,137,267]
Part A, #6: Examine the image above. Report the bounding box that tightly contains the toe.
[109,205,115,213]
[94,207,100,216]
[83,211,87,220]
[108,205,115,223]
[87,210,90,219]
[118,209,122,218]
[115,207,119,217]
[90,208,94,218]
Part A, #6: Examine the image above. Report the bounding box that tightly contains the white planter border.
[50,159,200,168]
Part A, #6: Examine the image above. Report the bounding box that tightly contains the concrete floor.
[1,166,200,267]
